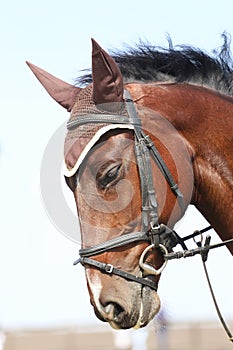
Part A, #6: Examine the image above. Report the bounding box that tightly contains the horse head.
[27,40,194,329]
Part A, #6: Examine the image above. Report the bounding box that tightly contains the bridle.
[70,90,233,341]
[72,89,186,291]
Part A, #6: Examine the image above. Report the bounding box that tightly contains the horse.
[27,34,233,330]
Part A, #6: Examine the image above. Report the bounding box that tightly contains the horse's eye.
[98,164,122,188]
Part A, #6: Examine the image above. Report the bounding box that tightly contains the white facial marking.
[86,271,103,311]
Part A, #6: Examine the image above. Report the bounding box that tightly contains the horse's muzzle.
[91,280,161,329]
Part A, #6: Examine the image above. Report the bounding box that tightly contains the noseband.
[72,90,185,291]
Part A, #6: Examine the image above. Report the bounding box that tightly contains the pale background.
[0,0,232,330]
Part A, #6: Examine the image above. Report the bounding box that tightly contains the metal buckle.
[104,264,114,274]
[150,223,160,246]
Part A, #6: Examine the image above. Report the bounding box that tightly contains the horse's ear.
[26,61,81,112]
[91,39,124,105]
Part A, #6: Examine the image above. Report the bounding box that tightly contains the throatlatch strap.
[141,131,185,212]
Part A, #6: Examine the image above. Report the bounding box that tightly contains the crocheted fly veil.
[63,83,133,177]
[27,39,134,177]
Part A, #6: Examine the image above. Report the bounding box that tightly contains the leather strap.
[141,130,185,212]
[67,113,141,130]
[79,225,181,258]
[79,231,150,257]
[75,257,158,291]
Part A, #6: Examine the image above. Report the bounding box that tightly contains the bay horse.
[27,34,233,330]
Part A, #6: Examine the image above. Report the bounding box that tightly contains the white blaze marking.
[86,271,103,311]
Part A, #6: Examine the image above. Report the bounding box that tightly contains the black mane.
[77,33,233,96]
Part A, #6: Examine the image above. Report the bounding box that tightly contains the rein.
[165,226,233,343]
[71,90,233,341]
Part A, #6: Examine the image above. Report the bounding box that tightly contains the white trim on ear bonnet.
[63,84,134,177]
[63,123,134,177]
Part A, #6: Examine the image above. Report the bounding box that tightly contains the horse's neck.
[127,83,233,253]
[193,149,233,253]
[187,90,233,253]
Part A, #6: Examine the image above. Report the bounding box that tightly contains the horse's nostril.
[105,303,115,319]
[103,302,125,322]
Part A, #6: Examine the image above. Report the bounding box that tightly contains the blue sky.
[0,0,232,330]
